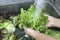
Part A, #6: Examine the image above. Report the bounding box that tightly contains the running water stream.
[34,0,45,19]
[32,0,46,27]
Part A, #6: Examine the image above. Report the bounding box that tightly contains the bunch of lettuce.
[18,5,60,39]
[10,5,60,39]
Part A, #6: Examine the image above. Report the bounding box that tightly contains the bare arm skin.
[24,27,58,40]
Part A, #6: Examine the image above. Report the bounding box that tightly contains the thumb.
[24,27,40,39]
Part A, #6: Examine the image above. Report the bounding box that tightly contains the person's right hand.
[24,27,58,40]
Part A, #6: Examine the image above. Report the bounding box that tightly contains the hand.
[44,14,58,27]
[24,27,57,40]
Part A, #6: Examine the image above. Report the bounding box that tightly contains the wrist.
[53,18,60,28]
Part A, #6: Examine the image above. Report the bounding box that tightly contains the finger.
[44,13,50,17]
[46,23,52,27]
[44,14,51,20]
[44,14,53,19]
[44,14,54,20]
[24,27,40,39]
[45,22,53,27]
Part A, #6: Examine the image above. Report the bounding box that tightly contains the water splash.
[34,0,45,19]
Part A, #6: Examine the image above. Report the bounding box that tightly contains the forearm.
[24,27,57,40]
[32,31,57,40]
[36,33,57,40]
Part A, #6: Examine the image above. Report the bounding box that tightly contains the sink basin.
[0,0,34,14]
